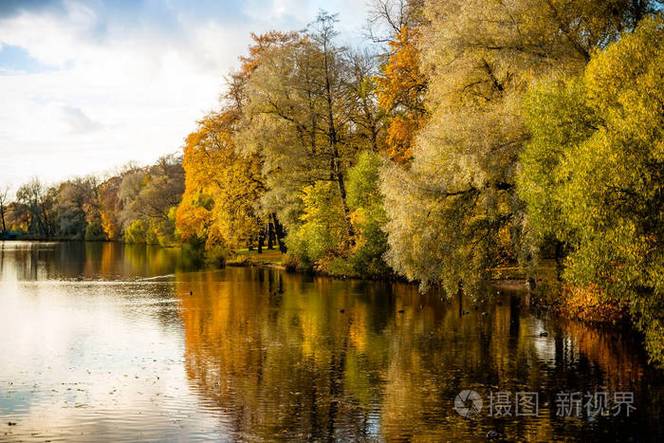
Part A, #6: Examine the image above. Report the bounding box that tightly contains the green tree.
[286,181,349,271]
[518,16,664,364]
[285,151,390,276]
[347,151,390,276]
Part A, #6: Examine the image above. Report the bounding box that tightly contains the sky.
[0,0,371,194]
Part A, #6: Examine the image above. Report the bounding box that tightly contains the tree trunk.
[554,240,565,282]
[271,213,287,253]
[267,222,275,250]
[39,202,52,239]
[457,282,464,318]
[321,44,354,243]
[0,204,6,235]
[32,204,46,238]
[334,166,355,242]
[257,226,265,254]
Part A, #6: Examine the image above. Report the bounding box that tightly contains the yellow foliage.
[175,196,210,242]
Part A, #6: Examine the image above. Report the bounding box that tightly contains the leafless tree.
[0,186,8,235]
[365,0,425,44]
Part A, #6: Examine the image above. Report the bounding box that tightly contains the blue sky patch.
[0,44,55,74]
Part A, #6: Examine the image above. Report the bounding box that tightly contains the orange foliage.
[175,111,234,243]
[176,109,264,249]
[100,211,117,240]
[561,283,627,323]
[98,176,121,240]
[175,197,210,242]
[376,26,428,163]
[177,32,298,250]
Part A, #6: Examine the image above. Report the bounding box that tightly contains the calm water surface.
[0,241,662,442]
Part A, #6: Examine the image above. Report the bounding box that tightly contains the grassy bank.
[226,248,286,268]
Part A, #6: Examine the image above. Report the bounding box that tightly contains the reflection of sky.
[530,317,558,365]
[0,245,228,440]
[0,388,35,415]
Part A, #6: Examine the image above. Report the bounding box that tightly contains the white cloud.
[0,0,369,195]
[61,105,102,133]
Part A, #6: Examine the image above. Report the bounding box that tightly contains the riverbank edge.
[0,238,627,328]
[225,249,634,330]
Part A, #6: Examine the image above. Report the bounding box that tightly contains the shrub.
[84,221,106,241]
[124,219,147,244]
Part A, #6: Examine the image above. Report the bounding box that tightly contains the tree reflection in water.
[176,267,663,441]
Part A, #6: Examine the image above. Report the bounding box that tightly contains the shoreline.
[0,238,545,289]
[0,238,625,324]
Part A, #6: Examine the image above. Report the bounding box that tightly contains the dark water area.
[0,241,662,442]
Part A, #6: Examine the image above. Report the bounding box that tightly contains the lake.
[0,241,662,442]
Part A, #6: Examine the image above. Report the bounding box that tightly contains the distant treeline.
[1,2,662,364]
[0,154,183,245]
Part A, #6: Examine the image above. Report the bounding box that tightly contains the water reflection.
[0,242,212,442]
[176,268,664,441]
[0,241,662,441]
[0,241,195,282]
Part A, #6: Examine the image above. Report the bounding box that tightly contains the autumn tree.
[175,33,297,260]
[381,0,656,294]
[237,34,330,228]
[238,13,376,269]
[119,155,184,245]
[15,178,54,238]
[228,13,396,272]
[366,0,424,44]
[344,50,385,154]
[370,0,427,163]
[51,177,99,239]
[176,110,264,260]
[98,175,122,240]
[518,16,664,364]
